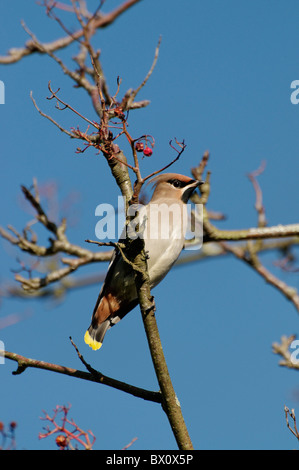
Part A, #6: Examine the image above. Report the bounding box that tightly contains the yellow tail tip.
[84,330,102,351]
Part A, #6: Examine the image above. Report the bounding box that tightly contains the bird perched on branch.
[84,173,203,350]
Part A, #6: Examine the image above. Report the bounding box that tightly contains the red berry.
[143,147,153,157]
[56,434,68,449]
[114,107,125,120]
[135,142,144,152]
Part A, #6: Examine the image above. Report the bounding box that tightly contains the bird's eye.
[171,180,182,188]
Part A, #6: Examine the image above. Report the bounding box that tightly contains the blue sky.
[1,0,299,450]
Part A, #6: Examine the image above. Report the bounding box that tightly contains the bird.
[84,173,203,350]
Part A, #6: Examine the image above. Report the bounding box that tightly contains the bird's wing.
[91,247,121,316]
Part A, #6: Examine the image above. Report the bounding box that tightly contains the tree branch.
[204,221,299,243]
[219,241,299,313]
[0,0,142,64]
[0,348,162,404]
[130,240,194,450]
[272,335,299,370]
[0,182,112,291]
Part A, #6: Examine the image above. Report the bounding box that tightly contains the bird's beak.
[192,180,204,188]
[182,180,204,202]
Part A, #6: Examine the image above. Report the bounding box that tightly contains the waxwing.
[84,173,203,350]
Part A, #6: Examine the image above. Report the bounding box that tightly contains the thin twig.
[143,139,187,182]
[128,36,162,105]
[47,82,99,129]
[247,160,267,228]
[31,92,77,138]
[284,406,299,441]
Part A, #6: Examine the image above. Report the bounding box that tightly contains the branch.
[0,348,162,404]
[21,21,95,95]
[284,406,299,442]
[0,0,142,64]
[220,241,299,313]
[203,221,299,243]
[272,335,299,370]
[247,161,267,228]
[39,404,96,450]
[30,91,78,139]
[127,237,194,450]
[0,271,107,301]
[123,35,162,109]
[3,237,298,302]
[0,182,112,291]
[190,153,299,321]
[191,154,299,243]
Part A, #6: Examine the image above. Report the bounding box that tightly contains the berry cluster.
[135,137,154,157]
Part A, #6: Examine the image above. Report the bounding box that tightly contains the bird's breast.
[142,201,188,287]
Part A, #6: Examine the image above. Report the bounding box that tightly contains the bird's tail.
[84,293,138,351]
[84,320,110,351]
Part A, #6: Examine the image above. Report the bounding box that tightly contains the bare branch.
[0,181,112,291]
[123,36,162,109]
[284,406,299,441]
[0,0,142,64]
[191,151,210,182]
[21,21,95,94]
[145,139,186,181]
[30,91,79,138]
[272,335,299,370]
[247,161,267,228]
[220,241,299,313]
[204,221,299,243]
[0,348,162,404]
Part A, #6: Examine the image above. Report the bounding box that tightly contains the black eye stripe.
[168,179,190,188]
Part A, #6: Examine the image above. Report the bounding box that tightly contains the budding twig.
[284,406,299,442]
